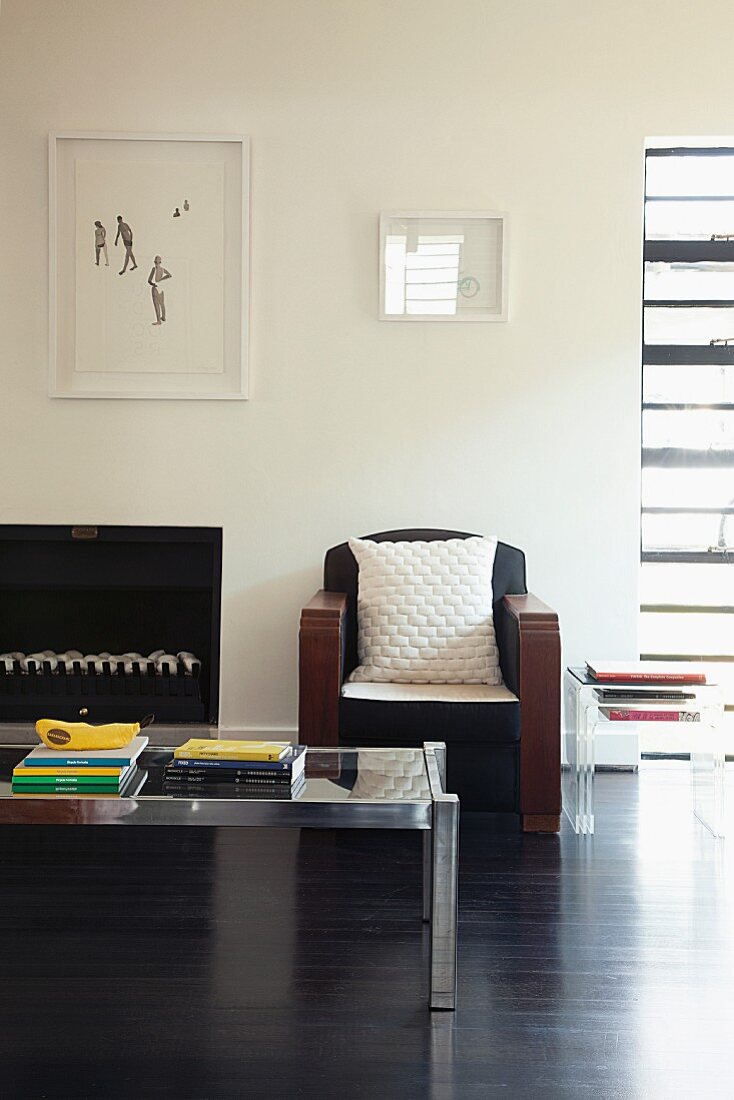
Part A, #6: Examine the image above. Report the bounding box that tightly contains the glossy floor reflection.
[0,763,732,1098]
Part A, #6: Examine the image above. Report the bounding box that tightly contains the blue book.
[171,744,306,774]
[20,735,149,768]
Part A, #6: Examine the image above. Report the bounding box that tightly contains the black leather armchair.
[298,529,561,831]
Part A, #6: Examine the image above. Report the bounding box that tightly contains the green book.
[12,784,123,793]
[12,775,123,788]
[12,786,127,797]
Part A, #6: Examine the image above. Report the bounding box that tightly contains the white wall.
[1,0,723,732]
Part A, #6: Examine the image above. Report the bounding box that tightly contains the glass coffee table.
[0,740,459,1010]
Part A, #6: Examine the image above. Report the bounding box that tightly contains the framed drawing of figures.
[49,132,249,399]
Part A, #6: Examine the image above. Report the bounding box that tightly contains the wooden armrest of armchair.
[503,593,561,832]
[298,590,347,746]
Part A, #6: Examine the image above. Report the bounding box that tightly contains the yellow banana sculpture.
[36,715,154,751]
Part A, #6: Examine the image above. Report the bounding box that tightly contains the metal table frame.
[0,741,459,1010]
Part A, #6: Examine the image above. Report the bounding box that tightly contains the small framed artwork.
[49,132,249,399]
[379,210,508,322]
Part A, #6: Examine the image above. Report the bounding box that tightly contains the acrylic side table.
[563,667,725,837]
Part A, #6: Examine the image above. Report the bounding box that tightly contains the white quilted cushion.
[348,535,502,685]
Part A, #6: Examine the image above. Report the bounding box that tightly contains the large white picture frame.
[49,132,249,399]
[379,210,508,322]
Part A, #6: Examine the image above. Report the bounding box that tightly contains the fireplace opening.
[0,526,222,725]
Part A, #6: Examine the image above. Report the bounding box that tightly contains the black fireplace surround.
[0,526,222,724]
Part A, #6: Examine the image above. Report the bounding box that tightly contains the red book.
[586,661,707,685]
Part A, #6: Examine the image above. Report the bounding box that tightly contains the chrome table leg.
[424,742,459,1010]
[429,795,459,1009]
[422,831,432,922]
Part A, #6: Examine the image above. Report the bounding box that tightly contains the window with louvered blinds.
[642,143,734,737]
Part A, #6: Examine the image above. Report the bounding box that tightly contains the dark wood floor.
[0,764,732,1099]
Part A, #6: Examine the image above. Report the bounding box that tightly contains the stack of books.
[585,661,708,723]
[162,739,307,799]
[12,735,149,796]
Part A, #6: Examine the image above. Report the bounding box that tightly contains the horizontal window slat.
[643,467,734,509]
[643,448,734,467]
[645,199,734,242]
[644,346,734,365]
[645,241,734,262]
[642,467,734,510]
[647,195,734,200]
[640,610,734,653]
[641,604,734,614]
[647,148,734,158]
[644,300,734,308]
[645,199,734,240]
[642,512,734,551]
[643,408,734,449]
[642,551,733,562]
[643,403,734,411]
[641,562,734,605]
[642,468,734,510]
[645,306,734,345]
[646,155,734,197]
[641,652,734,661]
[642,507,734,515]
[643,362,734,402]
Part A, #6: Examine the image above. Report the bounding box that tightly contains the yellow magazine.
[173,739,291,762]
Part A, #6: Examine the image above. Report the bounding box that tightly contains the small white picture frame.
[379,210,508,322]
[49,131,250,399]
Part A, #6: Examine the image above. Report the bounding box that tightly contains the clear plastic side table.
[563,667,725,837]
[691,714,727,838]
[563,669,594,834]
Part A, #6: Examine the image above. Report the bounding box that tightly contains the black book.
[163,768,295,786]
[593,687,696,702]
[163,777,306,800]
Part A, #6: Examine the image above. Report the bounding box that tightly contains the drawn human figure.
[183,199,189,212]
[94,221,109,266]
[173,207,181,218]
[148,255,172,325]
[115,216,137,274]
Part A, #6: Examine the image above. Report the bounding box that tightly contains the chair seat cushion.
[341,682,518,704]
[339,683,520,744]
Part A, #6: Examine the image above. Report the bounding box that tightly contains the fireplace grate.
[0,650,205,723]
[0,651,202,678]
